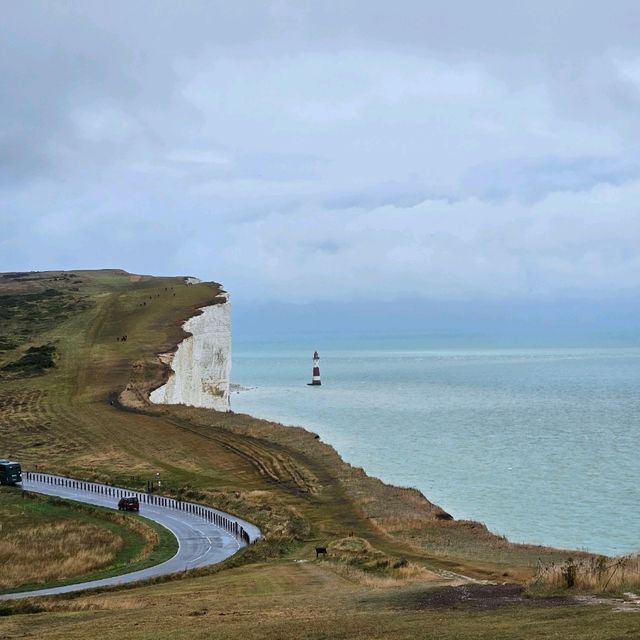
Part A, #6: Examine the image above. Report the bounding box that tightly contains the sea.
[231,334,639,557]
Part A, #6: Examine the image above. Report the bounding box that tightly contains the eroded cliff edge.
[150,291,231,411]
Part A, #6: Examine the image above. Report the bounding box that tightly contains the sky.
[2,1,640,333]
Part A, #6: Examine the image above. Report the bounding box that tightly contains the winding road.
[0,472,261,600]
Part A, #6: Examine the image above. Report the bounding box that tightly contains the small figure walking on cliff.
[308,351,321,386]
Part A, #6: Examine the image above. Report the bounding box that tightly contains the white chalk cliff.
[150,293,231,411]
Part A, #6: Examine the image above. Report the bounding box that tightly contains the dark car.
[118,496,140,512]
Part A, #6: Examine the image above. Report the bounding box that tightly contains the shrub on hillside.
[2,344,57,373]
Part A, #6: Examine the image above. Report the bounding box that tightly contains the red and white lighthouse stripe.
[310,351,321,386]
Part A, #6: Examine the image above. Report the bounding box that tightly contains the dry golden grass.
[0,521,122,589]
[121,516,159,563]
[326,561,435,588]
[534,554,640,593]
[322,536,440,586]
[0,491,167,592]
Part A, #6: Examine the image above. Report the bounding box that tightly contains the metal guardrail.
[22,471,255,545]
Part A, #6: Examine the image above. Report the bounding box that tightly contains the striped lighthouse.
[308,350,321,386]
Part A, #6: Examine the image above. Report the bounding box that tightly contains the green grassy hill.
[1,270,638,639]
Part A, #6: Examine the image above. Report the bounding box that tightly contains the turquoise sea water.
[231,335,639,556]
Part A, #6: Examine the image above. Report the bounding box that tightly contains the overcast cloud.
[2,1,640,305]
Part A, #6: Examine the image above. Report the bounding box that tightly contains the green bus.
[0,460,22,485]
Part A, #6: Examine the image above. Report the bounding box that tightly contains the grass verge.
[0,488,177,594]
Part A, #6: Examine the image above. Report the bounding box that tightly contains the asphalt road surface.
[0,472,261,600]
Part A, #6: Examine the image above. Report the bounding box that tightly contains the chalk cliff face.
[150,294,231,411]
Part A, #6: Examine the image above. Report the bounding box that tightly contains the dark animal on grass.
[315,547,327,559]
